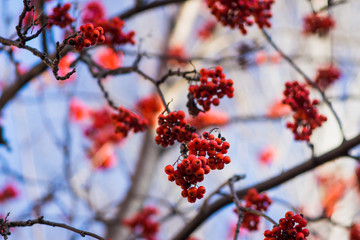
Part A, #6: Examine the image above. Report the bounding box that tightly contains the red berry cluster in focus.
[48,3,74,28]
[206,0,274,34]
[164,155,208,203]
[123,206,160,240]
[314,65,341,90]
[264,211,309,240]
[282,81,327,141]
[237,188,272,231]
[68,23,105,51]
[155,111,197,147]
[112,106,148,138]
[188,66,234,112]
[0,184,18,203]
[187,131,231,170]
[303,13,335,36]
[351,223,360,240]
[164,131,231,203]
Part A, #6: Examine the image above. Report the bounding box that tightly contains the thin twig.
[201,174,245,212]
[228,176,246,240]
[6,216,106,240]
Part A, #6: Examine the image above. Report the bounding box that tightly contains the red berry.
[164,165,174,175]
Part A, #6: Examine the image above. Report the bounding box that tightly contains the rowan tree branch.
[3,216,106,240]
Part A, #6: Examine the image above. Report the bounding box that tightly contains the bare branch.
[5,216,106,240]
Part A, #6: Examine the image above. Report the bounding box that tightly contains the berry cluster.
[96,48,123,70]
[187,132,231,170]
[188,66,234,112]
[123,206,160,240]
[314,65,341,90]
[282,81,327,141]
[85,108,123,149]
[136,94,162,127]
[165,157,208,203]
[303,13,335,36]
[97,17,135,46]
[197,20,217,41]
[206,0,274,34]
[82,2,135,47]
[83,106,147,169]
[155,111,197,147]
[164,131,231,203]
[235,188,272,231]
[47,3,74,28]
[82,1,105,24]
[0,184,18,203]
[351,223,360,240]
[112,106,148,138]
[166,45,188,65]
[264,211,309,240]
[68,23,105,51]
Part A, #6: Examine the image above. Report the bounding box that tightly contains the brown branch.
[16,0,33,44]
[119,0,189,19]
[97,78,118,110]
[228,176,245,240]
[172,133,360,240]
[6,216,106,240]
[318,0,347,12]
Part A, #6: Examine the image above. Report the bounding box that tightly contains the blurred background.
[0,0,359,239]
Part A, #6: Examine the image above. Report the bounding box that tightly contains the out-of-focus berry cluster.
[123,206,160,240]
[136,94,162,127]
[282,81,327,141]
[112,107,148,138]
[83,106,147,169]
[351,223,360,240]
[206,0,274,34]
[234,188,272,231]
[197,20,216,41]
[303,13,335,36]
[314,65,341,90]
[47,3,74,28]
[0,184,18,203]
[187,110,229,129]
